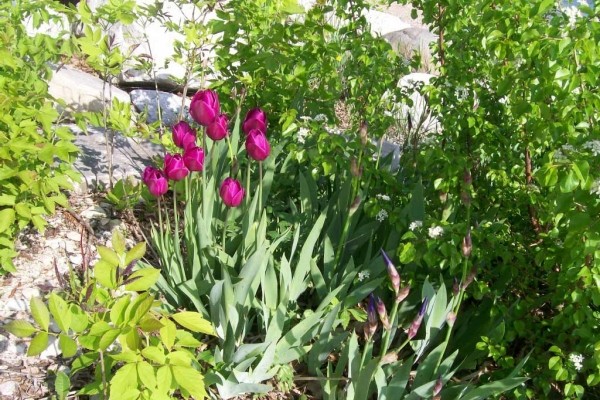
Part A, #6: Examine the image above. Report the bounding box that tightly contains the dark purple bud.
[365,294,378,340]
[381,249,400,296]
[375,296,390,330]
[419,297,429,316]
[407,298,428,340]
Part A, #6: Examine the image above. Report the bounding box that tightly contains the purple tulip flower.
[242,108,267,135]
[172,121,197,150]
[245,129,270,161]
[220,178,245,207]
[183,146,205,172]
[164,153,189,181]
[206,114,229,141]
[190,89,220,126]
[142,166,168,197]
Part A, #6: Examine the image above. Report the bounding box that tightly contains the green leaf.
[137,360,157,390]
[55,371,70,400]
[112,229,126,255]
[0,208,16,234]
[94,259,118,289]
[4,320,36,337]
[160,319,176,351]
[99,329,121,351]
[156,365,173,394]
[98,246,121,267]
[460,377,528,400]
[27,331,49,356]
[59,334,78,358]
[142,346,166,364]
[172,312,215,335]
[399,242,416,264]
[124,268,161,292]
[172,365,207,399]
[125,242,146,266]
[30,297,50,331]
[48,293,71,332]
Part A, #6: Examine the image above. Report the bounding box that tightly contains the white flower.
[591,179,600,197]
[553,149,568,162]
[376,194,391,201]
[569,353,584,371]
[562,144,575,152]
[428,226,444,239]
[376,210,388,222]
[357,271,370,281]
[313,114,328,122]
[584,140,600,156]
[409,221,423,231]
[297,127,309,144]
[299,116,312,122]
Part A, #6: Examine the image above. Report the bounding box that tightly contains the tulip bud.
[164,153,189,181]
[365,294,378,340]
[142,166,168,197]
[452,277,460,296]
[206,114,229,141]
[172,121,197,150]
[446,311,457,327]
[380,249,400,296]
[219,177,245,207]
[183,146,205,172]
[350,157,362,178]
[461,268,477,290]
[407,298,428,340]
[245,129,271,161]
[433,375,443,398]
[190,89,220,126]
[463,169,472,186]
[375,296,391,330]
[359,121,368,147]
[461,229,472,258]
[396,285,410,303]
[242,107,267,135]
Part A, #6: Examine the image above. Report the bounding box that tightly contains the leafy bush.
[0,0,79,273]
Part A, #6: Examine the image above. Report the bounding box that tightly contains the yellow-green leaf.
[125,242,146,266]
[171,312,215,336]
[98,246,121,267]
[137,360,157,390]
[172,365,207,399]
[159,319,176,351]
[59,334,78,358]
[48,293,71,332]
[30,297,50,331]
[124,268,160,292]
[94,259,118,289]
[112,229,126,255]
[27,331,49,356]
[0,208,15,234]
[4,320,36,338]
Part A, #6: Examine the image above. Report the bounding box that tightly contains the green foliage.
[395,0,600,397]
[3,233,212,399]
[0,0,80,273]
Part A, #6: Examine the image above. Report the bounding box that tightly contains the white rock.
[390,72,439,138]
[22,287,41,300]
[48,65,131,114]
[81,205,108,220]
[66,231,82,242]
[0,380,17,396]
[69,254,83,266]
[363,9,411,36]
[40,336,61,359]
[4,299,29,312]
[130,89,191,127]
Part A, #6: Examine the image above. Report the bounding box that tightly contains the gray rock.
[0,380,17,396]
[81,205,107,220]
[384,27,436,71]
[364,9,411,36]
[48,65,131,114]
[66,231,82,242]
[130,89,191,127]
[68,124,163,190]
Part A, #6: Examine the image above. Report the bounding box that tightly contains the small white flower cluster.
[590,179,600,197]
[409,220,423,231]
[569,353,584,371]
[313,114,328,123]
[376,193,391,201]
[297,127,309,144]
[324,126,344,135]
[428,225,444,239]
[553,144,576,162]
[299,116,312,122]
[357,271,370,281]
[584,140,600,156]
[376,210,388,222]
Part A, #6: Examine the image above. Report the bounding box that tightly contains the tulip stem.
[245,162,251,208]
[225,134,235,166]
[259,161,263,211]
[222,208,230,257]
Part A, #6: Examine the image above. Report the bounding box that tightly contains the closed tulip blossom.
[381,249,400,296]
[164,153,189,181]
[206,114,229,140]
[172,121,197,150]
[183,146,205,172]
[190,89,220,126]
[407,298,429,340]
[242,108,267,134]
[142,166,168,197]
[220,178,245,207]
[245,129,271,161]
[375,296,391,330]
[364,294,378,340]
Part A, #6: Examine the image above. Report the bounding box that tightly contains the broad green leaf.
[142,346,166,364]
[27,331,49,356]
[4,320,36,337]
[160,319,176,350]
[112,229,126,255]
[0,208,16,234]
[109,363,137,400]
[156,365,173,394]
[139,316,164,332]
[124,268,161,292]
[137,361,157,390]
[98,246,121,267]
[99,329,121,351]
[172,312,215,335]
[125,242,146,266]
[110,296,131,326]
[69,304,89,333]
[48,293,71,332]
[94,259,118,289]
[55,371,70,400]
[460,377,528,400]
[172,365,207,399]
[59,334,78,357]
[30,297,50,331]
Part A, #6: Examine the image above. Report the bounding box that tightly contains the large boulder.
[383,27,436,72]
[130,89,192,127]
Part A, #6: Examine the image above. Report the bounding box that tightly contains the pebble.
[0,381,17,396]
[81,205,107,220]
[69,254,83,265]
[5,299,29,312]
[66,231,82,242]
[22,288,40,299]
